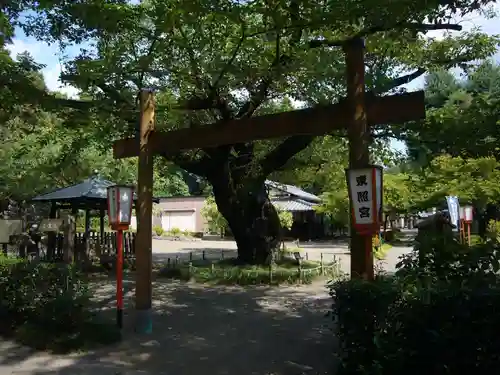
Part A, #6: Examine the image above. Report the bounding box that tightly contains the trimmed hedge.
[329,232,500,375]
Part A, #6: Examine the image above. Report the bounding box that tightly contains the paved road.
[151,239,413,274]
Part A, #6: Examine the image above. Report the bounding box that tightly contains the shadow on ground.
[1,278,336,375]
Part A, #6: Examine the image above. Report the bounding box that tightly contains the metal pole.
[116,229,124,329]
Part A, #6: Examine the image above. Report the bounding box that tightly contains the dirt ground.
[1,279,335,375]
[1,238,414,374]
[151,238,412,274]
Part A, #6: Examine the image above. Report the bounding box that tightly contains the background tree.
[7,0,500,263]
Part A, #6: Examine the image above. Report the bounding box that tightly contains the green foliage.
[0,256,121,352]
[169,227,181,236]
[329,232,500,375]
[406,60,500,163]
[411,154,500,210]
[4,0,500,263]
[373,242,392,260]
[201,196,229,235]
[486,219,500,243]
[158,258,340,285]
[153,225,164,237]
[277,208,293,231]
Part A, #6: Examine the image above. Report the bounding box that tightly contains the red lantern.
[106,184,134,330]
[107,185,134,230]
[345,165,383,235]
[463,205,473,223]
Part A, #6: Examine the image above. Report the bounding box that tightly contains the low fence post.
[305,252,309,261]
[320,253,324,276]
[188,262,192,278]
[298,262,302,283]
[202,250,206,260]
[221,250,224,260]
[269,263,273,284]
[189,252,193,261]
[211,262,215,274]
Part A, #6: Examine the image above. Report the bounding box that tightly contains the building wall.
[156,196,207,233]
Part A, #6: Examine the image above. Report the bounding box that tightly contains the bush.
[153,225,164,236]
[329,232,500,375]
[169,227,181,236]
[0,256,121,352]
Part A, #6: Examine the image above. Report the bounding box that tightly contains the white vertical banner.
[446,195,460,232]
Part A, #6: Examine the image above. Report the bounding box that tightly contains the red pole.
[467,223,471,247]
[117,229,124,329]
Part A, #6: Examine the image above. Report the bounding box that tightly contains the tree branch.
[309,23,463,48]
[372,68,427,94]
[212,21,247,90]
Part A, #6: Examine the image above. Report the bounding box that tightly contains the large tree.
[10,0,500,263]
[399,60,500,163]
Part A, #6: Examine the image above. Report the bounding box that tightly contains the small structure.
[265,180,324,240]
[31,174,151,261]
[32,174,130,235]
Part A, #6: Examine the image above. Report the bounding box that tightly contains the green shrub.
[153,225,164,236]
[330,232,500,375]
[169,227,181,236]
[486,219,500,243]
[0,257,121,352]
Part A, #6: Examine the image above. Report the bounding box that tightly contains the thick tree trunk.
[213,182,281,264]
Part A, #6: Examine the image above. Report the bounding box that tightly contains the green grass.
[157,257,340,285]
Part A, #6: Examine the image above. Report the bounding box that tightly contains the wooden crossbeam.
[113,91,424,159]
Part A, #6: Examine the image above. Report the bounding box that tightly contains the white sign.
[39,219,64,232]
[119,189,132,224]
[0,219,23,243]
[107,186,118,224]
[347,167,383,226]
[446,196,460,231]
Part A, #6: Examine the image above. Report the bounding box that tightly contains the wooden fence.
[15,231,137,261]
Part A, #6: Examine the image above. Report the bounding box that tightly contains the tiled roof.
[272,198,318,212]
[265,180,321,203]
[32,175,138,202]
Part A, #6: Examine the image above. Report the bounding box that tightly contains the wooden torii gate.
[113,38,425,333]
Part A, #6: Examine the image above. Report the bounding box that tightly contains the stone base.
[135,309,153,334]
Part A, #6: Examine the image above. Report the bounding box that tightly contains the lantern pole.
[116,226,124,328]
[107,185,134,330]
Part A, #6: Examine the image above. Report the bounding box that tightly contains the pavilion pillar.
[47,202,57,260]
[99,208,105,241]
[85,209,91,234]
[62,207,77,263]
